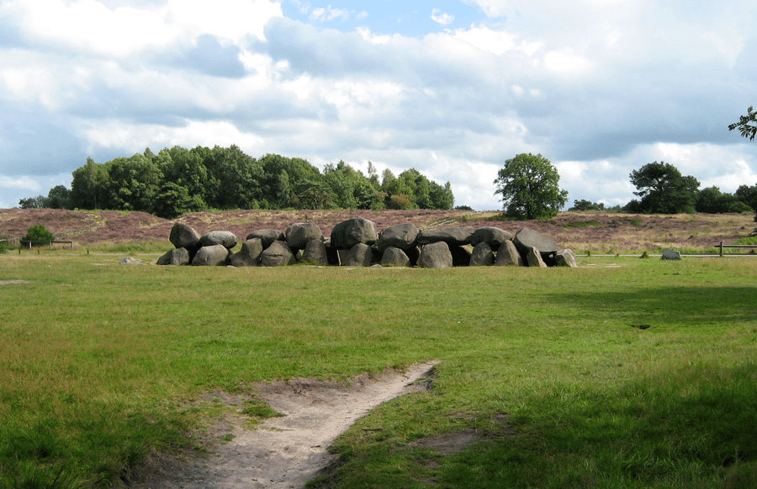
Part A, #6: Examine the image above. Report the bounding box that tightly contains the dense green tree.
[260,154,322,208]
[106,154,162,211]
[70,157,108,209]
[735,184,757,212]
[429,181,454,210]
[366,161,380,187]
[728,106,757,141]
[569,199,605,211]
[494,153,568,220]
[298,180,333,209]
[353,180,378,209]
[696,187,737,214]
[202,145,264,209]
[323,161,360,209]
[387,193,414,210]
[59,146,455,214]
[629,161,699,214]
[151,182,206,219]
[18,196,47,209]
[46,185,71,209]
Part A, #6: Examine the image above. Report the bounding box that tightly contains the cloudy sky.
[1,0,756,210]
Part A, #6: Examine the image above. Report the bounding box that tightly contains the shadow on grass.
[438,361,757,489]
[547,285,757,327]
[436,285,757,488]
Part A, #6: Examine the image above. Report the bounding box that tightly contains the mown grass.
[1,253,756,488]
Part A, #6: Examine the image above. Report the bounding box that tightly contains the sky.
[1,0,756,211]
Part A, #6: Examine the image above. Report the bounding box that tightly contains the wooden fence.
[716,241,757,257]
[17,240,74,250]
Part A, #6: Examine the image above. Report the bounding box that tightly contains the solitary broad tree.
[494,153,568,220]
[729,106,757,141]
[629,161,700,214]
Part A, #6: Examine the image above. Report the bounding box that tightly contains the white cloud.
[304,4,368,22]
[543,49,591,75]
[1,0,282,57]
[1,0,756,213]
[0,175,41,191]
[78,119,266,155]
[451,25,539,56]
[431,8,454,26]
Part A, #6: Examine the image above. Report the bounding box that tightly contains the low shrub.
[21,225,54,246]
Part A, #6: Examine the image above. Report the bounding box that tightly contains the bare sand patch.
[124,361,439,489]
[0,280,28,286]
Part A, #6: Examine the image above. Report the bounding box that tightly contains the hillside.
[1,207,755,253]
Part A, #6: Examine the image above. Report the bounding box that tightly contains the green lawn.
[1,252,756,488]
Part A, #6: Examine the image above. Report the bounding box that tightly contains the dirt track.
[125,362,440,489]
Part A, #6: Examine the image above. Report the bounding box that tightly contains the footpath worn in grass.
[1,253,756,488]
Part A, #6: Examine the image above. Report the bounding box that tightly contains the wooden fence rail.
[18,240,74,250]
[717,241,757,257]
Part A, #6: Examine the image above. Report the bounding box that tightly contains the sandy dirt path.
[131,361,439,489]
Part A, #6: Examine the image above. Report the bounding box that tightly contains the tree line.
[19,146,455,218]
[494,155,757,219]
[493,108,757,218]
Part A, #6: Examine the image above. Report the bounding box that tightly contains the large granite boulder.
[555,249,577,268]
[229,238,263,267]
[342,243,373,267]
[469,227,513,250]
[192,244,230,266]
[514,228,558,255]
[157,247,190,266]
[526,246,548,268]
[417,227,475,247]
[376,223,419,252]
[286,223,323,250]
[301,239,328,265]
[470,242,494,266]
[381,247,411,267]
[331,218,378,249]
[418,241,453,268]
[495,240,524,267]
[246,229,285,249]
[169,223,200,250]
[260,241,296,267]
[200,231,237,249]
[661,250,681,260]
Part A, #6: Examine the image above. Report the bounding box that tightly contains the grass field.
[1,251,756,488]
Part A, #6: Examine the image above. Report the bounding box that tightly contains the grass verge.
[0,253,756,487]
